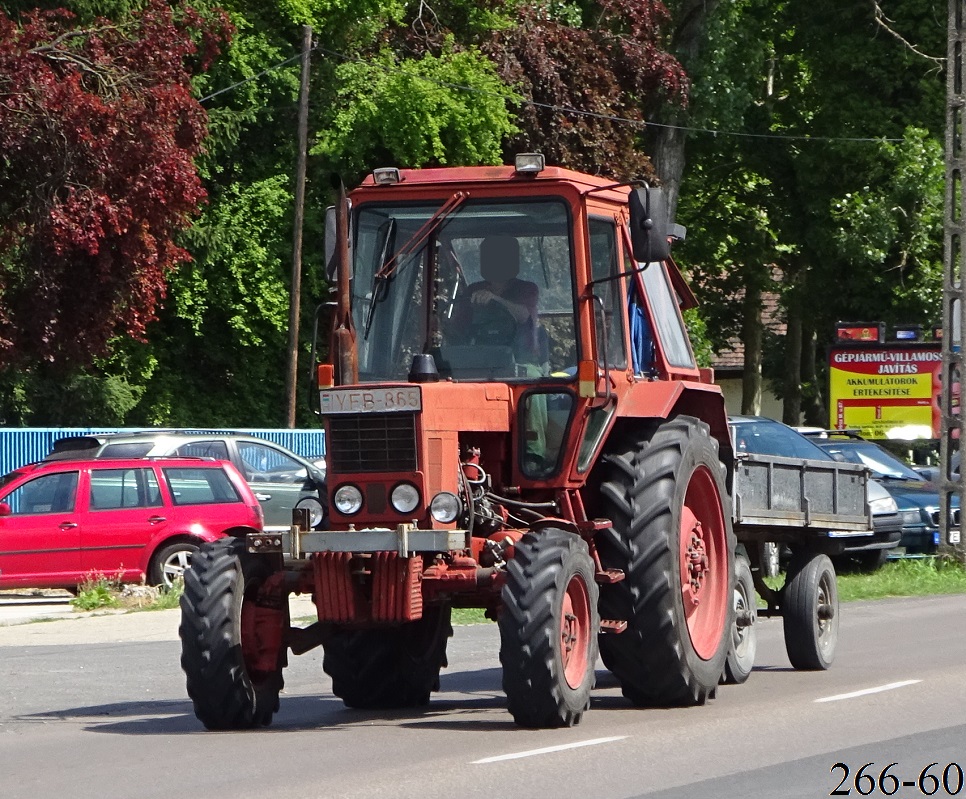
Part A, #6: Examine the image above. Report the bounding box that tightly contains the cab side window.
[588,218,627,369]
[639,260,695,369]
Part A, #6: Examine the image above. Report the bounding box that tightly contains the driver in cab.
[455,234,540,364]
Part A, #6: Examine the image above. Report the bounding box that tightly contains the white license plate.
[320,387,422,414]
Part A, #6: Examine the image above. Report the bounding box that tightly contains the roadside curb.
[0,594,317,647]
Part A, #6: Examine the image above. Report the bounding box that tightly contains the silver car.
[45,431,327,532]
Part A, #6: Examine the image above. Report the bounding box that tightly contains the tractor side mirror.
[324,202,352,281]
[629,186,670,263]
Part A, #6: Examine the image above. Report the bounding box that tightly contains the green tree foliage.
[314,44,516,178]
[675,0,944,419]
[3,0,943,432]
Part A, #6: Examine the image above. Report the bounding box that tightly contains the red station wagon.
[0,457,264,590]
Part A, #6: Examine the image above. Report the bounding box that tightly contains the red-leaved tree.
[0,2,231,370]
[487,0,688,180]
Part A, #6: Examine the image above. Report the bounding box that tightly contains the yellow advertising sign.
[828,345,942,439]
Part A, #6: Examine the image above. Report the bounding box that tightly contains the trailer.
[722,452,870,682]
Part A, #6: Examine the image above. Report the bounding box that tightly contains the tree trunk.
[801,324,828,426]
[782,308,802,425]
[741,284,763,415]
[648,0,724,222]
[650,121,688,223]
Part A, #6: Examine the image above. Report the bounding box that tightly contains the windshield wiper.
[363,191,468,341]
[363,218,397,339]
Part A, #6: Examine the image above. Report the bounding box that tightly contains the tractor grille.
[327,413,418,474]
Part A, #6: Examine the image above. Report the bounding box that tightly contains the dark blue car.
[803,431,955,556]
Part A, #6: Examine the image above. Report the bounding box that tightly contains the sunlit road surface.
[1,593,963,799]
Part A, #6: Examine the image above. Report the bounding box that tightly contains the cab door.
[0,469,82,588]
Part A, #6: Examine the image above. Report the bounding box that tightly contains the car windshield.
[729,418,833,461]
[816,441,923,480]
[351,198,577,383]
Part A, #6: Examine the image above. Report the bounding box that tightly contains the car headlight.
[430,492,461,523]
[869,494,898,515]
[900,509,923,527]
[390,482,420,514]
[333,484,363,515]
[295,496,325,527]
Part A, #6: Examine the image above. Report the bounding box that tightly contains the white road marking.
[815,679,922,703]
[473,736,627,764]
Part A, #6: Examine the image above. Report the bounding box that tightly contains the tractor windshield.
[351,198,578,383]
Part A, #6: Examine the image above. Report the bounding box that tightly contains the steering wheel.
[470,298,517,346]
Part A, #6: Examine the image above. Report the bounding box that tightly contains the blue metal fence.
[0,427,326,476]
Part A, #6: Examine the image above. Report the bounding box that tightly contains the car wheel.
[149,541,199,589]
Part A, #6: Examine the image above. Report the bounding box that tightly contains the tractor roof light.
[372,167,402,186]
[514,153,545,176]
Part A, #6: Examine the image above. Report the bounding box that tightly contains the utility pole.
[285,25,312,428]
[941,1,965,561]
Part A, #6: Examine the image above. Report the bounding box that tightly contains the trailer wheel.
[722,554,757,684]
[594,415,735,706]
[180,537,287,729]
[783,552,838,670]
[499,528,599,728]
[321,605,452,709]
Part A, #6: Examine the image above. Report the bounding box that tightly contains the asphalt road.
[0,594,963,799]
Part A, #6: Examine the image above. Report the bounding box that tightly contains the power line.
[199,42,905,145]
[199,51,304,103]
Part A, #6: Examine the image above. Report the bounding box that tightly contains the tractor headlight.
[390,482,421,514]
[430,492,461,524]
[295,496,325,527]
[333,484,363,515]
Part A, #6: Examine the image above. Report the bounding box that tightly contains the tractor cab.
[320,157,713,499]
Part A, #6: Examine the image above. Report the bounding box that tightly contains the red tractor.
[179,156,780,729]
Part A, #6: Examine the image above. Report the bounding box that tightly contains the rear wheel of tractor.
[179,537,287,729]
[499,528,600,728]
[321,605,452,709]
[722,554,757,684]
[782,552,838,670]
[595,415,735,706]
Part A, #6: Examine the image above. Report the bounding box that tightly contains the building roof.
[711,291,786,373]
